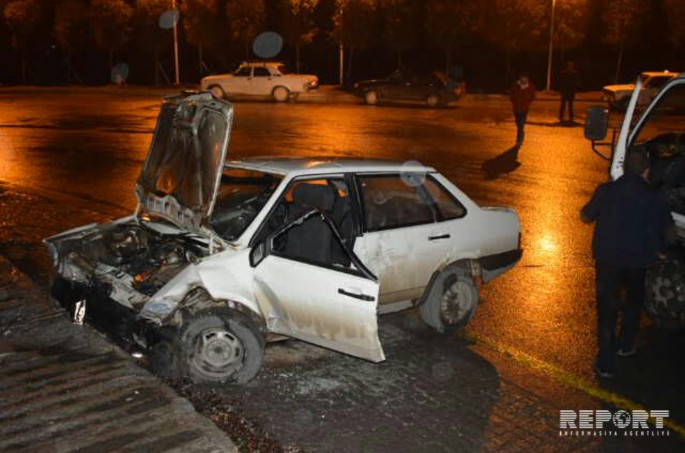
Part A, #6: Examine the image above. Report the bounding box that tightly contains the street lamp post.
[172,0,180,85]
[546,0,556,92]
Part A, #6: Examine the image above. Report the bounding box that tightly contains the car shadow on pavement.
[220,310,501,452]
[482,146,521,179]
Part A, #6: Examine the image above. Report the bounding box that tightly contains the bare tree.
[226,0,265,59]
[664,0,685,64]
[182,0,224,75]
[477,0,547,85]
[332,0,379,81]
[380,0,421,69]
[553,0,590,59]
[3,0,42,83]
[281,0,319,73]
[601,0,644,83]
[54,0,90,85]
[135,0,172,85]
[89,0,134,68]
[425,0,480,75]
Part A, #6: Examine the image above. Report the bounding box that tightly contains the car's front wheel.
[365,90,379,105]
[209,85,226,99]
[426,94,440,108]
[272,86,290,102]
[180,309,265,384]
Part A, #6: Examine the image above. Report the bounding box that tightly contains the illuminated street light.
[546,0,556,92]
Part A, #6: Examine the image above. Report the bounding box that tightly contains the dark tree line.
[0,0,681,87]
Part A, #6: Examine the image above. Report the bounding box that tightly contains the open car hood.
[136,92,233,236]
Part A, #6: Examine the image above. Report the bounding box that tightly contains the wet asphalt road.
[0,88,682,434]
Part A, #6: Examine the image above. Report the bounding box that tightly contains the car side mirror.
[585,106,609,141]
[250,241,269,267]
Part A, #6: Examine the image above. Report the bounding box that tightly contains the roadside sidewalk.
[0,255,237,452]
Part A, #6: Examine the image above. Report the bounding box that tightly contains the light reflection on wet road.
[0,90,681,420]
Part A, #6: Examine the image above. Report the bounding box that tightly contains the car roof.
[642,71,677,77]
[226,157,436,176]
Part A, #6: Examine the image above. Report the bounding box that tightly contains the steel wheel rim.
[440,280,473,325]
[193,327,244,377]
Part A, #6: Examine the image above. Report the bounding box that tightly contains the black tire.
[180,310,265,384]
[646,261,685,328]
[438,272,479,332]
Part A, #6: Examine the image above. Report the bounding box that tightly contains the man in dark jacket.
[581,150,674,378]
[558,61,581,123]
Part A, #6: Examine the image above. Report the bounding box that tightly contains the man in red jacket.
[509,73,537,149]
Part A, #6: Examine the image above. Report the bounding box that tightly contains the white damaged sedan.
[46,92,522,384]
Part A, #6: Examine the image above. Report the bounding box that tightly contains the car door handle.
[338,288,375,302]
[428,234,451,241]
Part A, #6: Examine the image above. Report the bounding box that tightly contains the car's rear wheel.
[426,94,440,108]
[180,309,265,384]
[209,85,226,99]
[365,90,379,105]
[439,272,479,332]
[272,86,290,102]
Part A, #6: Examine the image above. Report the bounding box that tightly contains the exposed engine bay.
[47,219,208,308]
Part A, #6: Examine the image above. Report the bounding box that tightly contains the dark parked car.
[353,70,465,107]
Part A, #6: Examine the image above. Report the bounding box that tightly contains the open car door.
[252,211,385,362]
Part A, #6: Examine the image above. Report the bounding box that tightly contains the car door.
[250,66,273,95]
[230,66,252,95]
[352,173,471,305]
[252,213,384,362]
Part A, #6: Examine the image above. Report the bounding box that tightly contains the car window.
[359,175,436,231]
[253,67,271,77]
[209,169,281,241]
[647,75,674,90]
[276,65,288,75]
[632,82,685,146]
[235,66,251,77]
[423,176,466,220]
[270,177,360,269]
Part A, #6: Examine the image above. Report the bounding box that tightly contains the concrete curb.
[0,255,238,452]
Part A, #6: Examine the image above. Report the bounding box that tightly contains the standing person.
[580,150,674,378]
[509,73,536,149]
[558,61,581,123]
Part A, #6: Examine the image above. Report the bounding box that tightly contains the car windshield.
[209,168,282,241]
[276,64,289,75]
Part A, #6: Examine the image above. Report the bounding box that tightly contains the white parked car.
[45,92,522,384]
[199,61,318,102]
[603,71,677,110]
